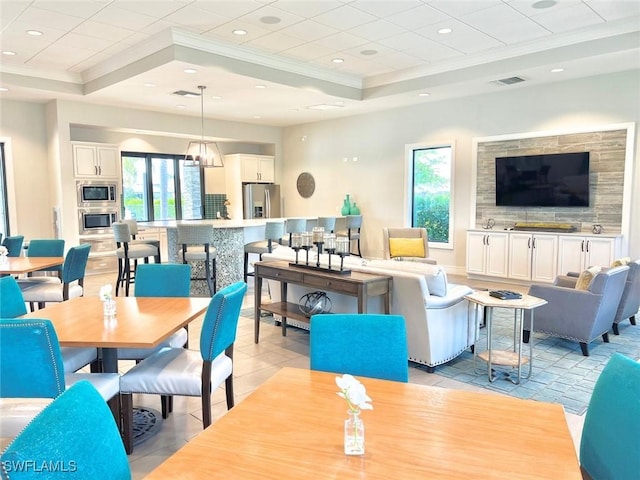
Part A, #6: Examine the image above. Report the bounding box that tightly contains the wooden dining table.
[144,367,582,479]
[0,256,64,275]
[22,296,210,373]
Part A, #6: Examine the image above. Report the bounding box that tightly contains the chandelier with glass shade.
[184,85,224,168]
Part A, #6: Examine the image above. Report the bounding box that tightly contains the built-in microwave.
[77,181,118,206]
[78,208,119,235]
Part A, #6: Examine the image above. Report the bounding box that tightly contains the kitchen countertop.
[145,217,326,229]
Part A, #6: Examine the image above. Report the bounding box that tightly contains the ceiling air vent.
[493,76,526,86]
[172,90,201,98]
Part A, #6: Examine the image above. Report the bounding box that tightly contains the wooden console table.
[254,260,392,343]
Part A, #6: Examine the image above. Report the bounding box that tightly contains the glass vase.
[344,409,365,455]
[103,299,116,319]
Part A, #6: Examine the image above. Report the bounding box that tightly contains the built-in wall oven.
[77,180,118,207]
[78,208,119,235]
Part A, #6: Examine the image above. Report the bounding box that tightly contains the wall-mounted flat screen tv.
[495,152,590,207]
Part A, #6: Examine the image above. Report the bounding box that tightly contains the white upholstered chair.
[382,227,436,264]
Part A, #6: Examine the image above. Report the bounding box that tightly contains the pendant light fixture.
[184,85,224,168]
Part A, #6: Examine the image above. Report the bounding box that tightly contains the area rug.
[132,406,163,446]
[246,308,640,416]
[432,309,640,415]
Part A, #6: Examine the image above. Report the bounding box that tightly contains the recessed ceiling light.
[551,68,565,73]
[232,29,247,36]
[419,92,431,97]
[255,84,266,89]
[253,115,261,119]
[143,83,156,87]
[332,58,344,64]
[532,0,557,9]
[260,16,281,25]
[26,30,43,36]
[2,51,16,56]
[437,28,452,34]
[183,68,197,74]
[176,105,186,109]
[334,101,344,106]
[211,95,222,100]
[0,87,9,92]
[360,49,378,56]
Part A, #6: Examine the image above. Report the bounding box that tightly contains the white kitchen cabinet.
[73,142,120,178]
[557,235,621,274]
[509,233,558,283]
[466,231,509,277]
[240,155,274,183]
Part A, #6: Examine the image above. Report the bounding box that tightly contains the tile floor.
[85,272,585,478]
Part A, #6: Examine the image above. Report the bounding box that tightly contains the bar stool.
[244,220,285,283]
[336,215,362,257]
[280,218,308,247]
[123,219,161,263]
[317,217,336,233]
[113,222,159,296]
[177,224,217,296]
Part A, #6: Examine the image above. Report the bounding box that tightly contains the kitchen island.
[145,219,266,294]
[145,218,331,294]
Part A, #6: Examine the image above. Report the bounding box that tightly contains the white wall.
[0,100,53,239]
[281,70,640,269]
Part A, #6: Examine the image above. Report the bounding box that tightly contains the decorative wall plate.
[296,172,315,198]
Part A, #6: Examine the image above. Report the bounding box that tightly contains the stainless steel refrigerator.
[243,183,281,219]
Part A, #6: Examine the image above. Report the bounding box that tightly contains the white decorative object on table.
[0,245,7,263]
[99,284,116,320]
[336,374,373,455]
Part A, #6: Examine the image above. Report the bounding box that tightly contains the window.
[407,143,454,249]
[121,152,204,222]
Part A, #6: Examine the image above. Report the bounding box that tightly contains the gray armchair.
[555,259,640,335]
[524,265,630,356]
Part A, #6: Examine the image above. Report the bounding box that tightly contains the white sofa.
[260,247,476,372]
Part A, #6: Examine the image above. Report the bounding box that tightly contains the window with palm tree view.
[121,152,204,222]
[410,144,453,248]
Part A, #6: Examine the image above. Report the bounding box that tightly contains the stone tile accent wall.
[475,129,627,233]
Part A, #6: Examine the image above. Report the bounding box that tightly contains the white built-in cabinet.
[508,233,558,283]
[239,154,274,183]
[467,229,623,283]
[466,231,509,277]
[557,235,621,274]
[72,142,120,178]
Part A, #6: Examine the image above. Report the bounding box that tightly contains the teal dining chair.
[580,353,640,480]
[117,263,192,361]
[0,275,28,318]
[120,281,247,454]
[0,319,120,440]
[310,313,409,382]
[2,235,24,257]
[0,275,98,373]
[25,238,65,278]
[0,380,131,480]
[18,243,91,310]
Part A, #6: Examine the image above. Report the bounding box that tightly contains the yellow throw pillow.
[611,257,631,267]
[575,266,602,290]
[389,238,425,258]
